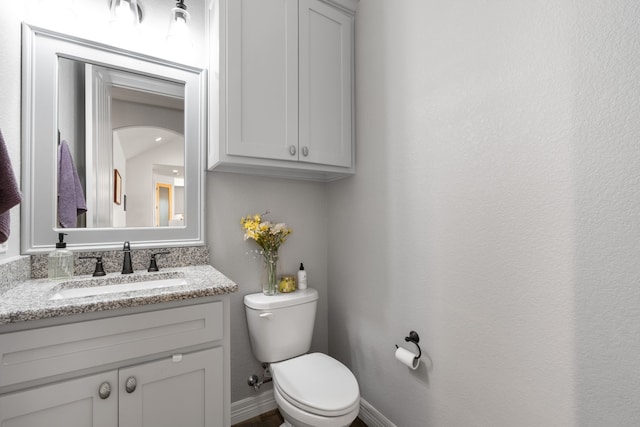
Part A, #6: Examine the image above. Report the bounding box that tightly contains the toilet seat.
[271,353,360,417]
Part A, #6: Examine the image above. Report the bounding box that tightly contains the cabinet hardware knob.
[98,382,112,399]
[302,146,309,157]
[79,256,107,276]
[125,376,137,393]
[289,145,297,156]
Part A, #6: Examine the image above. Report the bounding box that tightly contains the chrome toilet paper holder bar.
[395,330,421,360]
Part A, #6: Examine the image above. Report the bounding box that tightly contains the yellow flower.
[240,212,292,252]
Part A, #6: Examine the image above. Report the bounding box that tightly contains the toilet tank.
[244,289,318,363]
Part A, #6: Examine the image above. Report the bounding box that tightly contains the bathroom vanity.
[0,265,237,427]
[14,18,237,426]
[13,6,244,426]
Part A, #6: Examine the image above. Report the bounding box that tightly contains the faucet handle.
[148,252,170,272]
[121,241,134,274]
[80,256,107,277]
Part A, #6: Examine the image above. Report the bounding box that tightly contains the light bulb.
[167,2,191,48]
[115,3,133,22]
[109,0,140,26]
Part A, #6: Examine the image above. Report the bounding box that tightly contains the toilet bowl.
[244,289,361,427]
[271,353,360,427]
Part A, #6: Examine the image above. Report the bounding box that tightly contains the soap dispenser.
[297,263,307,290]
[48,233,74,280]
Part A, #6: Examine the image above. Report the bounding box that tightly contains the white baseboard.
[358,397,397,427]
[231,390,278,425]
[231,393,395,427]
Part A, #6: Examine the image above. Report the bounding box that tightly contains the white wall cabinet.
[209,0,357,181]
[0,300,229,427]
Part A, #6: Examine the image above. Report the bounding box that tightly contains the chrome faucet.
[121,241,133,274]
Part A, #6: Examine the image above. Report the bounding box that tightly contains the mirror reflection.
[22,24,205,253]
[57,57,185,229]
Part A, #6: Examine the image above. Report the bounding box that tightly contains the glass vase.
[262,250,279,296]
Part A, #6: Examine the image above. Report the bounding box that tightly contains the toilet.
[244,289,360,427]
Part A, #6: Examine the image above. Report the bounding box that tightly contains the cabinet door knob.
[301,146,309,157]
[289,145,297,156]
[125,376,137,393]
[98,382,112,399]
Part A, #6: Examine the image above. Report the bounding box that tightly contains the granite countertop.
[0,265,238,325]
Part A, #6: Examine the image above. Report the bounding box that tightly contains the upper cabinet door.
[226,0,299,161]
[299,0,354,168]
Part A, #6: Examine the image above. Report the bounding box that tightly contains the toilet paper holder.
[395,330,421,360]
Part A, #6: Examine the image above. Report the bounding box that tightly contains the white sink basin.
[50,276,187,301]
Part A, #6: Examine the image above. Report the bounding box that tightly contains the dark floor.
[232,409,368,427]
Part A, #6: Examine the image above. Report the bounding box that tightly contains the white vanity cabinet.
[0,300,228,427]
[209,0,357,181]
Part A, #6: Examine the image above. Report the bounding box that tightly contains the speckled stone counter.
[30,246,210,279]
[0,256,31,295]
[0,264,238,325]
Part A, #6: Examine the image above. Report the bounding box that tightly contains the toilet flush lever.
[259,312,273,319]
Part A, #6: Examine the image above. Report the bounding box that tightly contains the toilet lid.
[272,353,360,417]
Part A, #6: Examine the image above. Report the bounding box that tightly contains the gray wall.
[3,0,640,425]
[207,172,329,402]
[327,1,640,426]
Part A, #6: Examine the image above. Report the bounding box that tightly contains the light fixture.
[167,0,191,47]
[109,0,142,26]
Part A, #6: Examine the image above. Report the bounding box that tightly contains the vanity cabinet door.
[299,0,354,168]
[0,371,117,427]
[119,347,223,427]
[226,0,299,161]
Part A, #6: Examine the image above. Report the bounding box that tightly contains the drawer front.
[0,302,222,388]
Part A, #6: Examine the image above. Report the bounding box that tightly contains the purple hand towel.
[0,129,22,243]
[58,140,87,228]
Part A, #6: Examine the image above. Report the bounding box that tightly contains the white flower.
[271,223,287,234]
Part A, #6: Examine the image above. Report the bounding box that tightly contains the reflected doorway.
[155,183,173,227]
